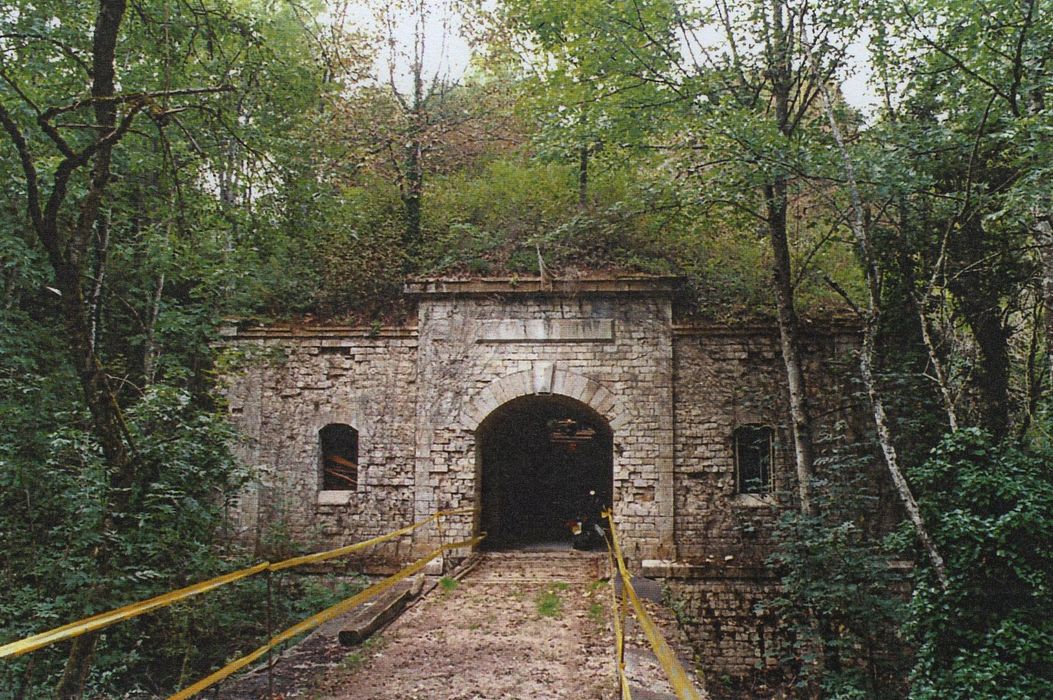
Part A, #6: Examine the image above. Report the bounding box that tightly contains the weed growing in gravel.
[439,576,458,594]
[338,635,386,674]
[588,602,606,626]
[588,578,608,593]
[536,589,563,618]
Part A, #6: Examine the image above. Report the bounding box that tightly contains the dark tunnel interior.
[478,394,613,549]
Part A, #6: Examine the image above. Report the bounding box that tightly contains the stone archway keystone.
[461,364,624,430]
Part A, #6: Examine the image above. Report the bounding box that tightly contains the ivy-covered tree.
[0,0,354,695]
[868,0,1052,438]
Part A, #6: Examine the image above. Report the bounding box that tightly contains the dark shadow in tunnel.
[477,394,613,550]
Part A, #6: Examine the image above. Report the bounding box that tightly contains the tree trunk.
[143,273,165,386]
[402,50,426,258]
[403,137,423,256]
[946,216,1011,440]
[766,179,817,516]
[1038,218,1053,392]
[88,211,108,353]
[951,284,1011,439]
[57,635,98,700]
[765,0,816,516]
[578,144,589,207]
[54,251,138,700]
[815,76,949,589]
[917,301,959,431]
[51,1,137,695]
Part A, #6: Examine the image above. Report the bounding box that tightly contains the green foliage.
[419,158,681,278]
[906,429,1053,699]
[0,339,365,695]
[764,439,910,699]
[0,0,362,695]
[535,587,564,618]
[0,378,250,694]
[588,601,606,626]
[496,0,683,165]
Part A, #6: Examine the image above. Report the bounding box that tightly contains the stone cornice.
[404,275,678,298]
[218,322,417,340]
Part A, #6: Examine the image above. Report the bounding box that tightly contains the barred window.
[734,426,772,494]
[320,424,358,491]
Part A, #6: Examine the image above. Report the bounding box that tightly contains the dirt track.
[310,550,615,700]
[216,549,706,700]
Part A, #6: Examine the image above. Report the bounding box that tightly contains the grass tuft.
[536,588,563,618]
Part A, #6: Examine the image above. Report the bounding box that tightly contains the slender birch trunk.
[767,0,816,516]
[1038,218,1053,391]
[143,272,165,386]
[917,302,959,431]
[815,75,949,589]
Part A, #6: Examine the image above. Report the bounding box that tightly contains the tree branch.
[39,85,233,122]
[0,100,44,234]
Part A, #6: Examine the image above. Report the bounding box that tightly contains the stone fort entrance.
[221,275,868,678]
[477,394,613,549]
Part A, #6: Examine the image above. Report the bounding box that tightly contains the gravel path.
[310,550,616,700]
[216,549,707,700]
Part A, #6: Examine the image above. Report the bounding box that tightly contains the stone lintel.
[476,319,613,343]
[317,490,354,506]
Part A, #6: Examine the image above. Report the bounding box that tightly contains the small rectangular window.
[320,424,358,491]
[735,426,772,494]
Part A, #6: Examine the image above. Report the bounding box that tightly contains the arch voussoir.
[463,365,623,430]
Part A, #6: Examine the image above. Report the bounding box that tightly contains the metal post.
[266,569,274,699]
[436,511,446,575]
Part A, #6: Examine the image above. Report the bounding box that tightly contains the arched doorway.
[477,394,613,549]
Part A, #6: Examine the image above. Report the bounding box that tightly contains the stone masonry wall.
[221,326,419,566]
[410,285,676,561]
[219,278,884,679]
[670,326,862,567]
[663,574,783,679]
[664,324,886,677]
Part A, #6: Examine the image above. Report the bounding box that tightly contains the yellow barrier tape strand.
[169,535,485,700]
[605,512,702,700]
[619,569,702,700]
[620,584,633,700]
[602,515,632,699]
[268,507,475,571]
[607,547,632,700]
[0,562,271,660]
[0,510,471,660]
[269,514,435,572]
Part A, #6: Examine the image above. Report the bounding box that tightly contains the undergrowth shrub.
[763,436,910,699]
[906,428,1053,699]
[0,377,367,698]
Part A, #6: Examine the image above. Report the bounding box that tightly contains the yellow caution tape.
[606,543,632,700]
[269,512,435,572]
[0,562,271,659]
[268,507,474,571]
[0,509,473,660]
[604,511,703,700]
[169,535,485,700]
